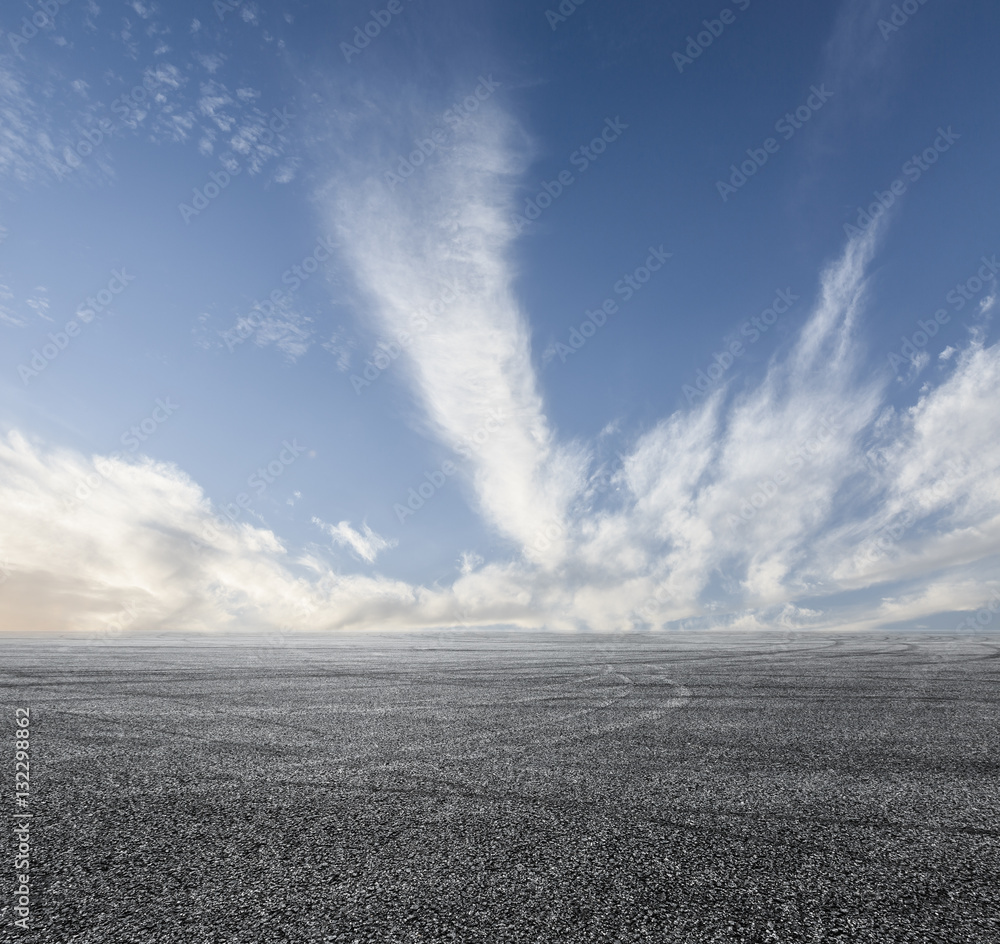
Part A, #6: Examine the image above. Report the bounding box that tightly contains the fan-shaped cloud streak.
[324,104,588,566]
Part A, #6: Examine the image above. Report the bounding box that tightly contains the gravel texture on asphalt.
[1,631,998,943]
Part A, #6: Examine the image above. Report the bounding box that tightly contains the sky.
[1,0,999,639]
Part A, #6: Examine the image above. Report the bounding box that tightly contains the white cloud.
[194,53,225,75]
[459,551,484,575]
[0,282,53,328]
[0,282,23,327]
[198,82,235,129]
[25,288,52,322]
[0,431,455,636]
[0,46,292,195]
[548,223,889,623]
[325,100,587,566]
[247,307,313,361]
[322,330,354,371]
[312,518,397,564]
[823,338,1000,589]
[274,159,299,183]
[911,349,930,374]
[0,64,72,186]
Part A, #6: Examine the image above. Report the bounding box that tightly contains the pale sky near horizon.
[1,0,999,638]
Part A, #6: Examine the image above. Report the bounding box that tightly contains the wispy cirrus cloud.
[0,15,295,192]
[323,95,588,566]
[313,517,397,564]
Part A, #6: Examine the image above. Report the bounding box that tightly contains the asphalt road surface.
[1,631,998,942]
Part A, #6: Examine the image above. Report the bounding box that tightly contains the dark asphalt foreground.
[1,632,998,943]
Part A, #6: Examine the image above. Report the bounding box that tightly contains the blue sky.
[1,0,999,637]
